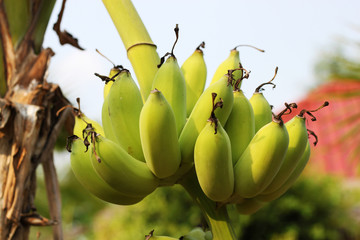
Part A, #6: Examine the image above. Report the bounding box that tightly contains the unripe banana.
[101,95,118,143]
[236,198,265,215]
[179,73,234,164]
[181,42,207,116]
[103,67,119,99]
[210,48,241,86]
[224,89,255,165]
[101,67,120,142]
[233,104,294,198]
[69,136,144,205]
[107,69,145,161]
[260,101,328,196]
[256,141,311,202]
[194,115,234,202]
[249,92,272,133]
[210,45,264,86]
[261,115,308,194]
[103,81,113,100]
[249,67,278,133]
[152,55,187,136]
[139,89,181,178]
[91,134,159,197]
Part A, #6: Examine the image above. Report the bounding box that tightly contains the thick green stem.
[102,0,160,101]
[179,169,237,240]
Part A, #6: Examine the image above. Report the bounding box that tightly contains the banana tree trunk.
[0,0,74,239]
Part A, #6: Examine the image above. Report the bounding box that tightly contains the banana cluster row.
[67,39,327,214]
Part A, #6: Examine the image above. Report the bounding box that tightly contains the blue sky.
[44,0,360,123]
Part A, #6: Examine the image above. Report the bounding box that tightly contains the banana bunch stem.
[179,169,237,240]
[102,0,160,101]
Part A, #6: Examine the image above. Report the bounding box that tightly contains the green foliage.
[3,0,31,48]
[314,42,360,81]
[29,165,360,240]
[91,185,203,240]
[231,175,360,240]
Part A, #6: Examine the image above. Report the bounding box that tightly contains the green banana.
[236,198,265,215]
[194,94,234,202]
[224,89,255,165]
[181,42,207,117]
[103,81,113,100]
[101,96,119,143]
[210,47,241,86]
[179,72,235,164]
[152,55,186,136]
[90,134,159,197]
[107,69,145,161]
[233,104,295,198]
[93,49,121,100]
[69,136,144,205]
[256,141,311,202]
[249,67,278,133]
[260,114,308,194]
[139,89,181,178]
[103,67,118,99]
[100,67,120,142]
[210,45,264,86]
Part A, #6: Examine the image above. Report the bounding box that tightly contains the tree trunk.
[0,0,74,239]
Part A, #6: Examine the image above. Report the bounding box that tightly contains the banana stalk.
[102,0,160,101]
[179,169,237,240]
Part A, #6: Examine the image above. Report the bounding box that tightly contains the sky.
[44,0,360,124]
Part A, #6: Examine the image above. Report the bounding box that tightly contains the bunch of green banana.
[260,111,310,195]
[181,42,207,116]
[194,93,234,202]
[232,103,297,199]
[256,102,329,202]
[67,22,331,229]
[210,44,264,87]
[249,67,278,133]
